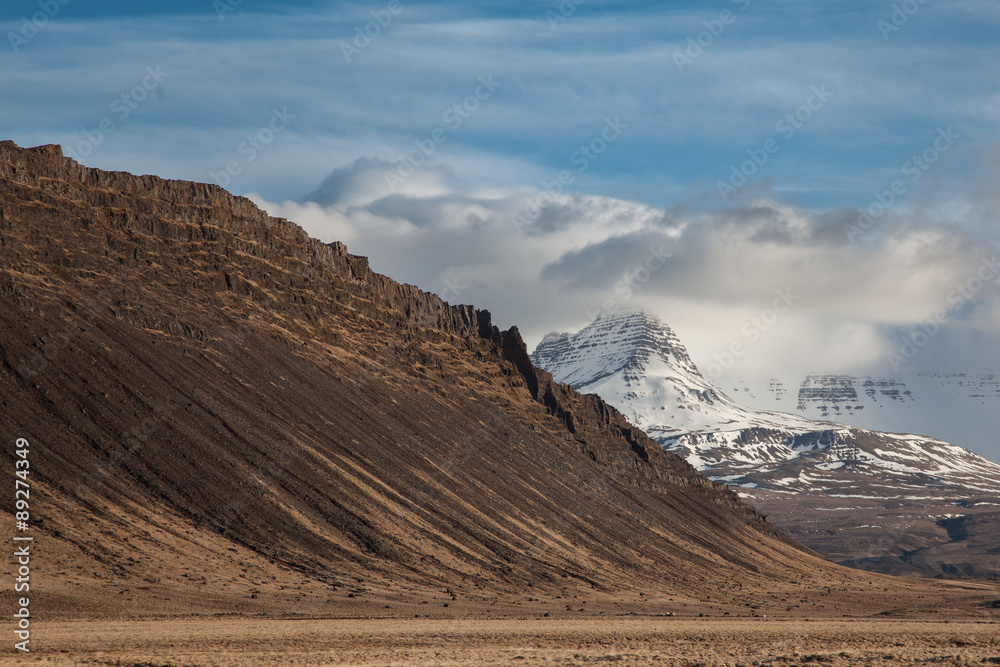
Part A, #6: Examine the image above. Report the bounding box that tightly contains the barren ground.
[6,618,1000,666]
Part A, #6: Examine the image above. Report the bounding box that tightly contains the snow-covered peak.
[531,311,1000,578]
[532,308,700,388]
[532,309,819,436]
[531,310,1000,499]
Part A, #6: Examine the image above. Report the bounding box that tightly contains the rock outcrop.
[1,141,992,620]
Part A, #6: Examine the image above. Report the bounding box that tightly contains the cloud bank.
[254,151,1000,389]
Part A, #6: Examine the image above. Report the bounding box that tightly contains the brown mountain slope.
[0,141,994,620]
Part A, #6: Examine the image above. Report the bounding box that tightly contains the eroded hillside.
[0,141,994,620]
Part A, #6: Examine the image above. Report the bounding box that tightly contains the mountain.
[532,309,1000,577]
[719,372,1000,466]
[531,309,824,442]
[9,140,987,621]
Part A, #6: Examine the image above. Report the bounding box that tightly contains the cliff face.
[0,141,983,620]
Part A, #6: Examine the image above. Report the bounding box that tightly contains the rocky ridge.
[5,140,952,621]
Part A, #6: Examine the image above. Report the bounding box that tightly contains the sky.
[3,1,1000,455]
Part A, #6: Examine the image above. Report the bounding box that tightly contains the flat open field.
[8,618,1000,666]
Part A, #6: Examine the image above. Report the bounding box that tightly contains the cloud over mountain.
[254,153,1000,429]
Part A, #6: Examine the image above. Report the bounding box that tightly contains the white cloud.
[252,156,1000,390]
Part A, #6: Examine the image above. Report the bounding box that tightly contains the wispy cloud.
[3,2,997,205]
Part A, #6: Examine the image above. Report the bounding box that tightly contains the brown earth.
[749,491,1000,578]
[0,140,997,635]
[4,618,1000,666]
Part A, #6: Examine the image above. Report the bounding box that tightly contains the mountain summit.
[533,310,1000,576]
[532,309,820,440]
[533,309,700,388]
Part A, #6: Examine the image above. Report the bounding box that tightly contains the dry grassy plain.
[6,617,999,666]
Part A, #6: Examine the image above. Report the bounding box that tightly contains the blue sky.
[4,1,1000,457]
[5,1,997,206]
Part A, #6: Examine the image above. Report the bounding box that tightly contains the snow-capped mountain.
[531,309,822,440]
[532,309,1000,576]
[532,309,1000,494]
[717,373,1000,465]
